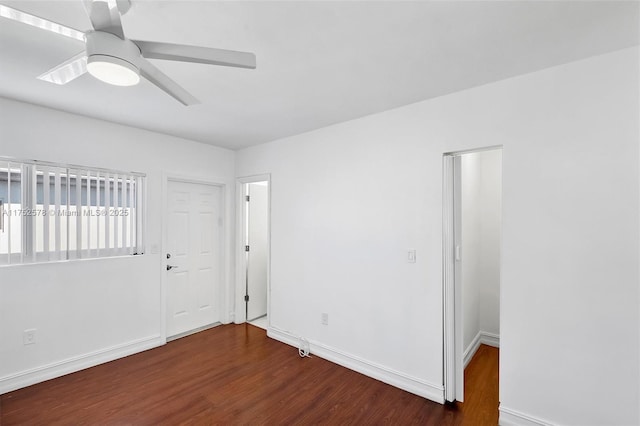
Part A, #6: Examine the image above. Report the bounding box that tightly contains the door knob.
[166,265,177,271]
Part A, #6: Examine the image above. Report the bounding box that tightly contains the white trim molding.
[267,326,444,404]
[463,332,482,368]
[463,331,500,368]
[480,331,500,348]
[499,406,554,426]
[0,335,163,394]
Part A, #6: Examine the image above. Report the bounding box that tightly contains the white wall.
[236,47,639,425]
[478,150,501,337]
[0,98,236,393]
[461,149,501,359]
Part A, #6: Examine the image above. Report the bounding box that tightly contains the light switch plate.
[321,313,329,325]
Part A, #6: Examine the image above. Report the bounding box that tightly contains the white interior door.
[453,155,464,402]
[444,154,464,403]
[246,182,268,321]
[166,180,223,338]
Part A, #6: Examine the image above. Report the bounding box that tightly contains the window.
[0,158,145,265]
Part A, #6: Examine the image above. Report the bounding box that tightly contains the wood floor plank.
[0,324,499,425]
[457,344,500,425]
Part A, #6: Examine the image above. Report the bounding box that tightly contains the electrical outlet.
[23,329,36,345]
[408,250,416,263]
[321,313,329,326]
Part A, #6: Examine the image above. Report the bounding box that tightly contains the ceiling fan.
[0,0,256,105]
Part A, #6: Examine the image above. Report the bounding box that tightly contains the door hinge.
[245,195,250,202]
[245,245,250,252]
[244,294,250,302]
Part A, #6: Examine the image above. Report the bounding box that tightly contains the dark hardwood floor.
[0,324,499,425]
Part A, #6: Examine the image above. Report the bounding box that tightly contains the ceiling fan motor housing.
[85,31,141,85]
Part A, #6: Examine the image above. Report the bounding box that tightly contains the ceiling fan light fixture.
[87,55,140,86]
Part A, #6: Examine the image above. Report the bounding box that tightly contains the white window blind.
[0,158,145,265]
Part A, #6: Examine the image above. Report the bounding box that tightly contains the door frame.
[161,173,228,342]
[442,145,502,402]
[235,174,271,325]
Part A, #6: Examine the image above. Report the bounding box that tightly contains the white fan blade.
[37,52,88,85]
[134,40,257,69]
[0,4,85,42]
[138,58,199,106]
[83,0,125,39]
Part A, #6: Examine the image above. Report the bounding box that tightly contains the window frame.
[0,156,146,265]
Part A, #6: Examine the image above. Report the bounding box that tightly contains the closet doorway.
[237,176,270,329]
[443,147,502,408]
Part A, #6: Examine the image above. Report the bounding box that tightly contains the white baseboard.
[463,332,482,368]
[499,406,554,426]
[481,331,500,348]
[267,326,444,404]
[464,330,500,368]
[0,335,163,395]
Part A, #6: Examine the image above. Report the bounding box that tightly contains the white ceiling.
[1,1,638,150]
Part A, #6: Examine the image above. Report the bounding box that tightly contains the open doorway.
[443,147,502,412]
[238,177,270,330]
